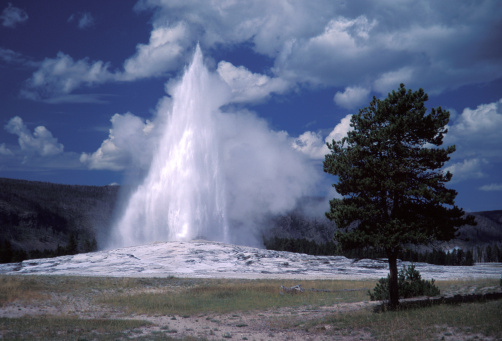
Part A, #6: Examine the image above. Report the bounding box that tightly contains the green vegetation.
[368,264,440,301]
[324,84,476,308]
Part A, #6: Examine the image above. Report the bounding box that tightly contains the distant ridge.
[0,177,118,254]
[0,177,501,260]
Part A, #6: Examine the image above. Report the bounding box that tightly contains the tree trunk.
[387,251,399,309]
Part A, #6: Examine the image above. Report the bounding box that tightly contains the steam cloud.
[105,47,320,248]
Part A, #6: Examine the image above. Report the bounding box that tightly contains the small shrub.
[369,264,440,300]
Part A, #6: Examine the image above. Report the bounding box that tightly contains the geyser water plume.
[109,46,229,247]
[106,46,323,249]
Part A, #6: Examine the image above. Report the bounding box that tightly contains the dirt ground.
[0,294,377,341]
[1,282,500,340]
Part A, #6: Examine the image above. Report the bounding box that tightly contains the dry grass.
[436,278,500,295]
[1,275,500,340]
[0,316,154,341]
[0,276,49,306]
[99,278,376,315]
[300,299,502,340]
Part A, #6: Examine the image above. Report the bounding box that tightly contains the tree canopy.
[324,84,475,308]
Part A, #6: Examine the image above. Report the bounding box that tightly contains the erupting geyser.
[109,46,229,247]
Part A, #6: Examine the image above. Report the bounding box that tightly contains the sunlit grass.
[98,278,376,315]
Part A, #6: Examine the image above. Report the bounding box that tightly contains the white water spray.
[109,46,229,247]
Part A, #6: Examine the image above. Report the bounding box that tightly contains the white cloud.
[479,183,502,192]
[0,47,23,63]
[446,98,502,160]
[334,86,370,109]
[0,143,13,156]
[450,99,502,139]
[1,3,28,28]
[292,131,326,160]
[4,116,64,157]
[293,114,352,159]
[444,158,487,183]
[19,1,502,103]
[80,112,156,171]
[121,23,190,80]
[440,98,502,185]
[325,114,352,143]
[21,23,191,101]
[68,12,96,29]
[373,67,415,94]
[21,52,114,101]
[217,61,290,103]
[0,47,38,68]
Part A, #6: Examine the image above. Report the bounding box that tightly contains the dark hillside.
[0,177,500,263]
[0,177,118,255]
[443,210,502,249]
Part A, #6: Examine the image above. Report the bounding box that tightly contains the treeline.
[0,233,98,264]
[472,243,502,263]
[264,237,502,266]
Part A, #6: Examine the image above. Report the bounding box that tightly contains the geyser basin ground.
[1,240,500,280]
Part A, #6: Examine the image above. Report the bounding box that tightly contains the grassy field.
[0,275,500,340]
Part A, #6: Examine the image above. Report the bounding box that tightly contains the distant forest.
[1,177,502,265]
[264,237,502,266]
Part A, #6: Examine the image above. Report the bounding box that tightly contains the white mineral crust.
[0,240,500,280]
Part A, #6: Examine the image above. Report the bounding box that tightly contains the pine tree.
[324,84,475,309]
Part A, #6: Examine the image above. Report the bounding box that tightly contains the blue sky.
[1,0,501,213]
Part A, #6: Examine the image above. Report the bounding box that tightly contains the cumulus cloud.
[21,1,502,102]
[80,113,156,171]
[292,131,327,160]
[68,12,96,29]
[4,116,64,157]
[334,86,370,109]
[21,52,114,101]
[217,61,290,103]
[449,99,502,141]
[121,23,190,80]
[1,3,28,28]
[440,98,502,184]
[445,98,502,160]
[21,23,191,101]
[293,114,352,159]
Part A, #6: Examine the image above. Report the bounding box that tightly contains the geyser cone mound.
[2,241,501,280]
[110,46,229,248]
